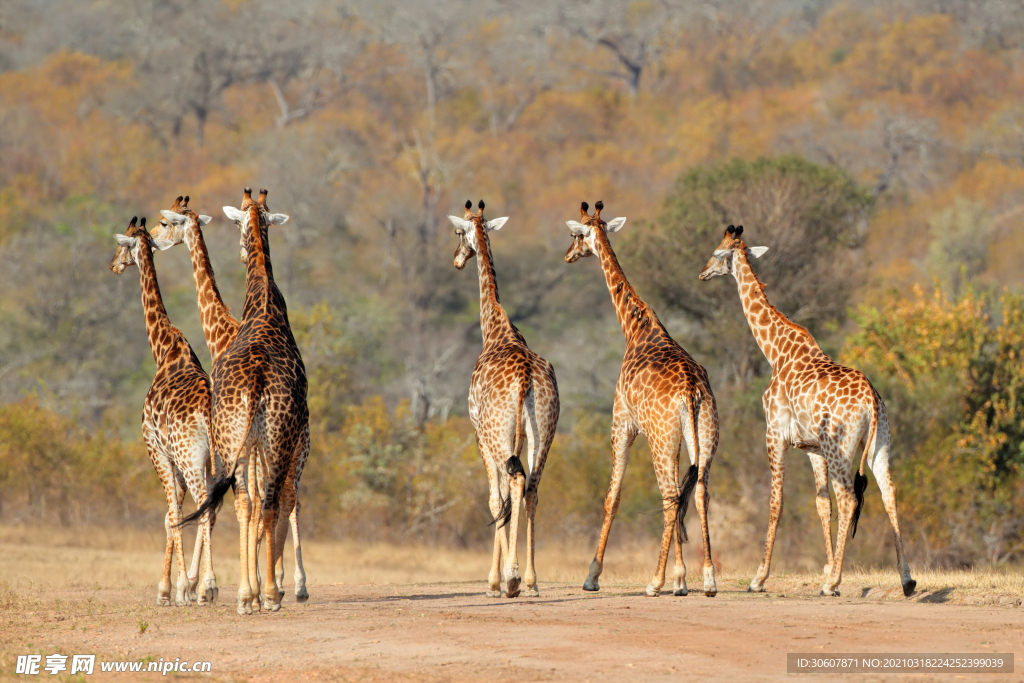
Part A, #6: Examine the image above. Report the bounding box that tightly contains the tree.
[624,156,874,385]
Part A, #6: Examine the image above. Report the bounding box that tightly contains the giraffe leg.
[646,491,675,597]
[159,509,174,607]
[672,525,688,596]
[694,398,719,597]
[289,428,309,603]
[198,505,218,606]
[481,447,505,598]
[234,459,254,615]
[271,477,293,605]
[646,446,682,598]
[870,440,916,596]
[584,409,636,592]
[522,395,553,599]
[503,456,526,599]
[695,461,716,596]
[523,487,539,597]
[822,464,855,597]
[187,522,203,603]
[171,469,192,607]
[248,451,264,613]
[808,452,835,577]
[750,433,787,592]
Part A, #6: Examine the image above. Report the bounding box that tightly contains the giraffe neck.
[185,224,239,362]
[135,238,177,366]
[732,249,819,368]
[240,205,272,321]
[473,221,511,343]
[594,228,655,342]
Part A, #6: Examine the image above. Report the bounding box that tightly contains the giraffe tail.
[490,365,531,530]
[851,395,878,539]
[180,379,263,528]
[671,394,702,543]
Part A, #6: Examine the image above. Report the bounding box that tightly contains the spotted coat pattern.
[699,226,915,597]
[151,195,307,603]
[565,202,720,598]
[451,201,560,598]
[109,215,218,607]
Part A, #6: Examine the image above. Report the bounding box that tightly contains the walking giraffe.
[699,225,916,597]
[109,216,218,606]
[449,200,560,598]
[565,201,720,597]
[154,195,308,603]
[183,188,309,615]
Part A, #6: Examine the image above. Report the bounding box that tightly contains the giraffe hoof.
[582,579,600,592]
[704,589,717,597]
[156,596,171,607]
[295,587,309,603]
[645,584,660,597]
[819,588,840,597]
[902,580,917,597]
[523,586,539,598]
[673,588,688,596]
[505,577,521,598]
[204,585,219,605]
[486,590,502,598]
[747,584,766,593]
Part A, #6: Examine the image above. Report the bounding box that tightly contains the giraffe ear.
[114,234,136,248]
[566,220,586,236]
[485,217,508,231]
[749,246,769,258]
[223,206,246,223]
[160,210,187,225]
[198,215,212,225]
[606,216,627,232]
[268,213,289,225]
[151,237,176,251]
[448,215,473,231]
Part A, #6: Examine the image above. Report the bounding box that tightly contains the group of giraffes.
[449,198,915,602]
[110,189,308,615]
[109,188,915,618]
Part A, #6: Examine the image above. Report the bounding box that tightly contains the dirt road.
[3,578,1023,682]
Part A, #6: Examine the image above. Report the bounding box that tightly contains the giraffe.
[109,216,218,606]
[449,199,560,598]
[564,201,720,598]
[153,195,308,603]
[699,225,916,597]
[182,188,309,615]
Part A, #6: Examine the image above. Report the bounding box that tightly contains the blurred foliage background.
[3,0,1024,570]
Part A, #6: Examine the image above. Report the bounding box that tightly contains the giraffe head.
[151,194,213,249]
[221,187,289,262]
[447,199,508,269]
[109,216,175,274]
[698,225,769,281]
[563,201,626,262]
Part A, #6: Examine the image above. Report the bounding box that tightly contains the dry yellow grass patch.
[1,524,1022,608]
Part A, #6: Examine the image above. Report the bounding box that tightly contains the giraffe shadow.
[915,587,952,604]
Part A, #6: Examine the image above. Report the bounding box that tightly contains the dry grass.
[1,524,1022,609]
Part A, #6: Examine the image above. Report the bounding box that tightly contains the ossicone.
[465,199,472,210]
[478,199,485,211]
[129,216,138,227]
